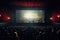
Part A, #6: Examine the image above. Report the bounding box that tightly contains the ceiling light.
[57,15,60,18]
[8,17,11,20]
[0,14,1,17]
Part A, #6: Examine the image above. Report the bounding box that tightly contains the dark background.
[0,0,60,26]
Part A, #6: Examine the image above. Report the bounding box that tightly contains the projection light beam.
[22,10,41,20]
[16,10,44,23]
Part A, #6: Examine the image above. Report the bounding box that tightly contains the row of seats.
[0,26,60,40]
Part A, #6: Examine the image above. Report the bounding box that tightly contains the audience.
[0,26,60,40]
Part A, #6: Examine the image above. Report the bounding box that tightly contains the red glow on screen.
[50,10,60,23]
[10,1,46,7]
[2,16,11,22]
[0,8,10,22]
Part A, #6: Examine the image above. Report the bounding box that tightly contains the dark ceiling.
[0,0,60,9]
